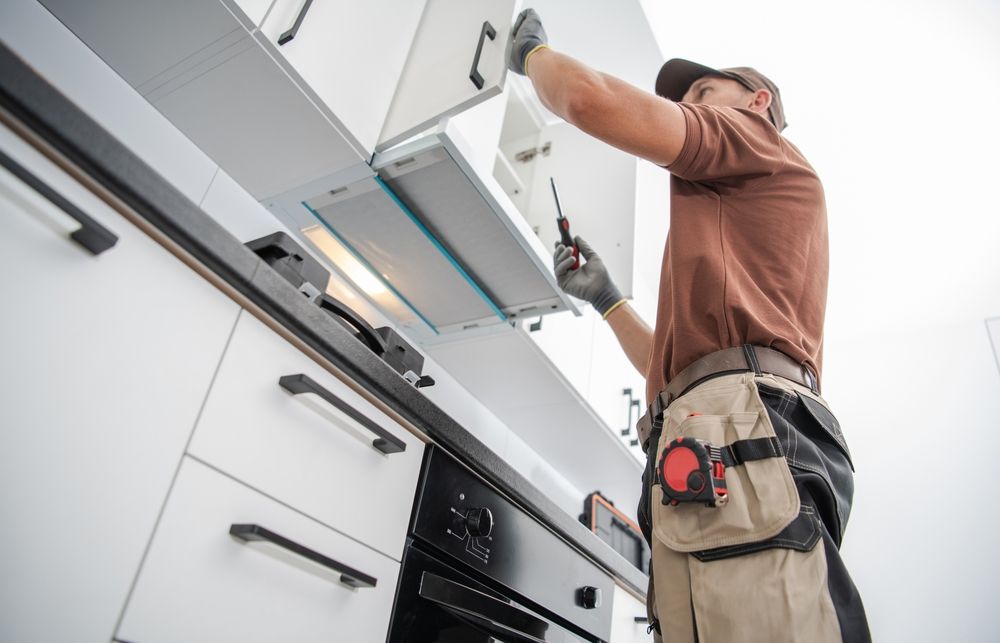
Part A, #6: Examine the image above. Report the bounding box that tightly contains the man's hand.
[508,8,548,75]
[553,236,624,316]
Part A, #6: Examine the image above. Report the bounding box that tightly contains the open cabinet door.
[376,0,518,152]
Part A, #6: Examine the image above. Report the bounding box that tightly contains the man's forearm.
[605,302,653,377]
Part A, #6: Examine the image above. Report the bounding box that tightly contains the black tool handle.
[317,294,387,355]
[278,373,406,455]
[0,148,117,255]
[229,524,377,589]
[469,21,496,89]
[278,0,314,45]
[551,177,579,269]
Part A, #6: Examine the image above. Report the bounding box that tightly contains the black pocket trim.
[690,505,821,562]
[797,393,855,471]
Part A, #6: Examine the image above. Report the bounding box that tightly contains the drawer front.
[609,583,649,643]
[118,457,400,643]
[187,310,425,560]
[0,119,239,642]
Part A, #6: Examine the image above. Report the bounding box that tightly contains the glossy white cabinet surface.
[148,33,366,201]
[260,0,427,156]
[610,583,652,642]
[377,0,518,151]
[0,126,240,642]
[118,457,401,643]
[187,310,425,561]
[3,0,220,204]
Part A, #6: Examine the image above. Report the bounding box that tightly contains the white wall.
[825,318,1000,642]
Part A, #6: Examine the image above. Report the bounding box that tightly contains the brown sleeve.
[667,103,786,187]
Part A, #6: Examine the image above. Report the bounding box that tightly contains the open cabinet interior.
[493,79,639,299]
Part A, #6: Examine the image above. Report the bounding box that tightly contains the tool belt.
[637,345,818,451]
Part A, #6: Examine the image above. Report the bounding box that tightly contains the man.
[508,9,870,642]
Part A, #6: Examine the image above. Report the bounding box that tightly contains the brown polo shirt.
[645,103,828,403]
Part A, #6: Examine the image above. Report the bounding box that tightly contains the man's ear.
[748,88,772,115]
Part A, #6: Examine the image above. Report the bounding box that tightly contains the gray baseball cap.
[655,58,787,131]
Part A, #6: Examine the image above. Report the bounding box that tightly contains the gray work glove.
[508,8,548,75]
[553,236,624,316]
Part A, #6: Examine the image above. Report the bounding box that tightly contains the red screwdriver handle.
[558,216,580,270]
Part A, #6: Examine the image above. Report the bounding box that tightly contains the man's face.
[681,75,755,108]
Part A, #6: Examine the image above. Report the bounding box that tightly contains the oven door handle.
[418,571,549,642]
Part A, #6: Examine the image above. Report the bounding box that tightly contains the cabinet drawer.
[187,310,425,560]
[118,457,400,643]
[0,118,239,642]
[609,583,650,643]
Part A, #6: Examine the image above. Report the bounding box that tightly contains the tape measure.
[657,436,729,507]
[656,417,785,508]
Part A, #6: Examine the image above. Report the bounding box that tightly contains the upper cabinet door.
[259,0,428,157]
[376,0,518,152]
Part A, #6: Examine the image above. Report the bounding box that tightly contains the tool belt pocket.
[651,385,799,552]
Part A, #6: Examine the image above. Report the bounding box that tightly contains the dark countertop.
[0,42,648,597]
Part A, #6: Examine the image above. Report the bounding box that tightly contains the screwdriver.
[550,177,580,270]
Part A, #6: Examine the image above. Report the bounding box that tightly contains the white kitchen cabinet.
[610,583,652,642]
[375,0,517,152]
[117,457,401,643]
[39,0,518,200]
[187,310,425,561]
[39,0,369,202]
[258,0,428,156]
[37,0,251,89]
[2,0,220,205]
[421,323,642,515]
[145,32,368,202]
[0,125,240,642]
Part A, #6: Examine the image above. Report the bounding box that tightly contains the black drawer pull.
[278,0,314,45]
[278,373,406,455]
[0,148,117,255]
[469,21,496,90]
[230,524,377,589]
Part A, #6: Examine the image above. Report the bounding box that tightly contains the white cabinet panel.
[260,0,427,156]
[0,126,240,643]
[149,34,365,201]
[3,0,220,204]
[377,0,518,151]
[422,324,642,516]
[610,583,651,642]
[118,457,400,643]
[187,311,425,561]
[37,0,244,87]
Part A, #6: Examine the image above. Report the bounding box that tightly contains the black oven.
[388,446,614,642]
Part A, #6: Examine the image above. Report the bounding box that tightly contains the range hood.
[269,121,579,338]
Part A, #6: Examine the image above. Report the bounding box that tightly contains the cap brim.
[655,58,725,101]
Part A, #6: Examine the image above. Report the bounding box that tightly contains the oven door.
[388,543,590,642]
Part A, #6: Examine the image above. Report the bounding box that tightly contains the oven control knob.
[577,586,602,609]
[465,507,494,538]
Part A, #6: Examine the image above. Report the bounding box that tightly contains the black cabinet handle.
[0,147,117,255]
[468,21,496,90]
[230,524,377,589]
[278,0,314,45]
[418,572,547,642]
[278,373,406,455]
